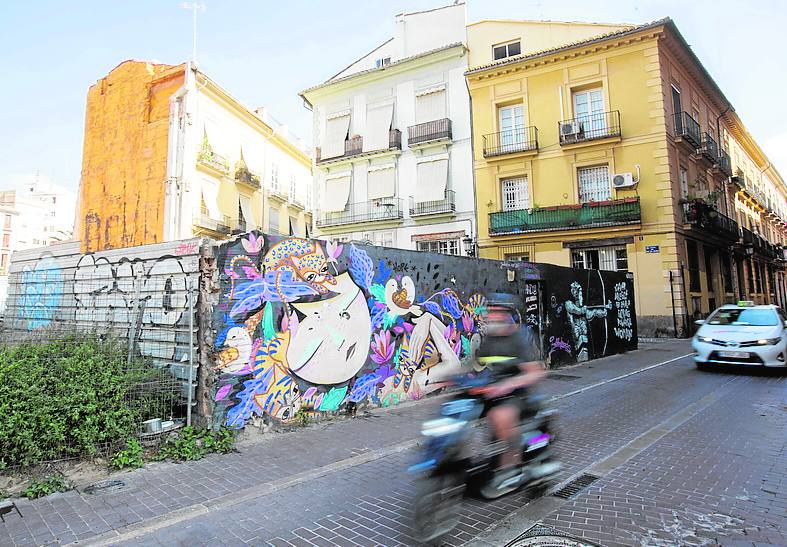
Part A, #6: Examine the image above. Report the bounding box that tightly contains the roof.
[466,18,665,74]
[300,42,466,99]
[467,18,633,28]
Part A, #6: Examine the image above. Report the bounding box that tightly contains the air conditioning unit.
[612,172,636,188]
[560,121,582,139]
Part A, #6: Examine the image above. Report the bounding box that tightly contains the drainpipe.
[464,47,480,258]
[669,270,678,338]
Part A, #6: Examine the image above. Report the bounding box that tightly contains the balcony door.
[672,85,682,133]
[573,88,605,135]
[498,104,524,149]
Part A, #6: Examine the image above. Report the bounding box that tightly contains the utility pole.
[181,2,205,62]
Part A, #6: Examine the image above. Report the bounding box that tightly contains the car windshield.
[706,308,778,326]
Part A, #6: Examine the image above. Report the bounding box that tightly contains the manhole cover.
[548,374,581,381]
[82,479,126,495]
[508,524,599,547]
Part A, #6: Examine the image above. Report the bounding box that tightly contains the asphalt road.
[2,340,784,547]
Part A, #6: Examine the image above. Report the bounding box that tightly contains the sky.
[0,0,785,191]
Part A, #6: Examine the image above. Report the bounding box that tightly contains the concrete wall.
[209,234,636,429]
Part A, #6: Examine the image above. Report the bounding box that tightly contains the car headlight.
[697,336,713,343]
[421,418,467,436]
[756,338,781,346]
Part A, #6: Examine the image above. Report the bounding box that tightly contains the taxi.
[692,302,787,369]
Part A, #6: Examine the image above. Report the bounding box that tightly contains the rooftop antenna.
[181,2,206,63]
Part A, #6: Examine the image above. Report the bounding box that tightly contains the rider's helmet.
[484,292,523,330]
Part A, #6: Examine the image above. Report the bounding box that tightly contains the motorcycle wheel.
[413,471,465,544]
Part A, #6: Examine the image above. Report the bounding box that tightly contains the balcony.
[316,198,403,228]
[483,126,538,157]
[195,212,232,235]
[409,190,456,217]
[489,197,640,235]
[196,150,230,176]
[316,130,401,164]
[267,186,289,203]
[697,132,718,164]
[408,118,452,146]
[673,111,701,148]
[559,110,621,146]
[682,200,739,241]
[717,148,732,177]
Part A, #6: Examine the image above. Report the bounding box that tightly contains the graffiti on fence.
[17,254,64,331]
[213,234,488,428]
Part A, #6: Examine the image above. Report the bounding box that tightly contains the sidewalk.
[0,340,692,547]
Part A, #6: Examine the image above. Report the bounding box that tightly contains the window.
[417,239,459,255]
[577,166,611,203]
[3,215,10,229]
[0,254,7,270]
[573,88,605,133]
[687,240,700,292]
[501,176,529,211]
[375,57,391,68]
[493,40,521,60]
[289,175,297,201]
[671,85,682,116]
[746,259,754,293]
[2,234,8,248]
[365,231,394,247]
[706,308,778,326]
[306,180,313,209]
[498,104,524,147]
[680,167,689,200]
[504,252,530,262]
[270,163,279,191]
[32,238,39,245]
[571,246,627,272]
[722,254,734,294]
[269,206,281,234]
[289,216,298,236]
[415,85,446,123]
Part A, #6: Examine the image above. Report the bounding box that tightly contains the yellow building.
[78,60,312,252]
[466,18,787,336]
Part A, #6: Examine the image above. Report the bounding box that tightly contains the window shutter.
[415,86,446,123]
[415,156,449,203]
[322,112,351,159]
[363,103,394,152]
[367,164,396,200]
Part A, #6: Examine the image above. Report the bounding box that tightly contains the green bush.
[0,335,178,469]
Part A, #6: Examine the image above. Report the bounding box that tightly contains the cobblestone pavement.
[1,340,784,547]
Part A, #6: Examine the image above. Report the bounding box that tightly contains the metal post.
[127,269,144,368]
[186,276,195,427]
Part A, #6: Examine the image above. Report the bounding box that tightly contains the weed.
[23,474,70,499]
[153,426,236,462]
[110,438,144,470]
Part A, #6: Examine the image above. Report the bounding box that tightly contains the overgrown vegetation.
[22,474,70,499]
[110,438,145,470]
[0,335,179,469]
[153,426,236,462]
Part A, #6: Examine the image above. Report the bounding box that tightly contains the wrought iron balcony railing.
[483,125,538,157]
[682,200,739,241]
[316,198,404,227]
[316,130,402,164]
[717,148,732,177]
[409,190,456,217]
[698,132,718,163]
[673,111,701,148]
[489,197,640,235]
[558,110,621,145]
[408,118,452,145]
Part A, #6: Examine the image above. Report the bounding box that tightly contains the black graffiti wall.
[209,234,637,428]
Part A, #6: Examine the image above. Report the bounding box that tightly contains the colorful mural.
[213,234,489,428]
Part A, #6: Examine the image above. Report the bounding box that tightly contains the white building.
[300,2,476,255]
[0,176,76,311]
[164,64,313,242]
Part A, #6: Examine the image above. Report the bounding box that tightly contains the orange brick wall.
[78,61,185,252]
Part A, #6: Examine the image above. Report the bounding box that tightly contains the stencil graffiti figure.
[565,281,612,362]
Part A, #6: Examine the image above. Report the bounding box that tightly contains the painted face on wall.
[262,238,337,294]
[286,272,371,385]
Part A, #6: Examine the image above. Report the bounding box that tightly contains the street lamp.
[462,235,476,257]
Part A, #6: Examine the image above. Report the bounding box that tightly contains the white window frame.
[498,104,525,147]
[501,176,529,211]
[289,174,297,201]
[573,88,605,134]
[417,239,460,256]
[571,246,628,272]
[493,40,521,60]
[270,163,280,191]
[680,167,689,199]
[577,165,611,203]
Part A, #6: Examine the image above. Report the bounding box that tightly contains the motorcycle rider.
[477,293,559,497]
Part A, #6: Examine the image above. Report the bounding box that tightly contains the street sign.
[645,245,660,253]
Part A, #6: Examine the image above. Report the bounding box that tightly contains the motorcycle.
[409,373,561,543]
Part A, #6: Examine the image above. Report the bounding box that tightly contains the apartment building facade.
[300,3,475,254]
[78,60,311,252]
[466,18,787,336]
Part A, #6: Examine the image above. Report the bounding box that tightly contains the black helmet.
[485,292,523,313]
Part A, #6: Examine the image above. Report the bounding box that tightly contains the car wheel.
[696,362,708,371]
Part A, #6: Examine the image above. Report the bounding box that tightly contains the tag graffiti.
[613,282,633,341]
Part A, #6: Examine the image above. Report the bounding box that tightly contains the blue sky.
[1,0,785,190]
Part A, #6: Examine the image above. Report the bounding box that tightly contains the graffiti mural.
[16,253,64,331]
[213,234,490,428]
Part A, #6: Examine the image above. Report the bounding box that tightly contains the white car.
[692,303,787,369]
